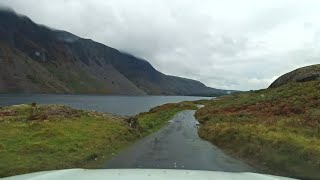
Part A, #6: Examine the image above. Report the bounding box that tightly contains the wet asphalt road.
[103,110,255,172]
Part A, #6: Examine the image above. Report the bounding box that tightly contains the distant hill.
[0,9,228,96]
[269,64,320,88]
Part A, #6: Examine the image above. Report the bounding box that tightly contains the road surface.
[103,110,255,172]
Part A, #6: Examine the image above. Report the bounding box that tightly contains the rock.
[269,64,320,88]
[125,117,139,128]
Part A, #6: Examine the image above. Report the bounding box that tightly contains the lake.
[0,94,212,116]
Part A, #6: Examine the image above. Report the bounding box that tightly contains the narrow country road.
[103,110,255,172]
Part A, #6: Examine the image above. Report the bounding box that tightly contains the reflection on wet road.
[103,110,255,172]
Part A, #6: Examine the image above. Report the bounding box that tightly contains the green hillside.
[195,80,320,179]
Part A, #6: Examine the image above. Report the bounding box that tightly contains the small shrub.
[147,123,154,129]
[86,153,98,161]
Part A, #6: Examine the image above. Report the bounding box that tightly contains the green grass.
[0,104,140,177]
[195,81,320,179]
[0,101,198,178]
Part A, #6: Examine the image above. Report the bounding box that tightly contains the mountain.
[269,64,320,88]
[0,9,227,96]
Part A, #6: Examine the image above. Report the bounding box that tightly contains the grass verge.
[0,104,140,177]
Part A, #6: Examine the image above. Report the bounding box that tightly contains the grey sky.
[1,0,320,90]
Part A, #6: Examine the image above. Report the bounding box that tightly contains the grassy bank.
[0,104,140,177]
[0,101,197,177]
[195,81,320,179]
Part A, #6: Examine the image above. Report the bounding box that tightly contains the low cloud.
[1,0,320,90]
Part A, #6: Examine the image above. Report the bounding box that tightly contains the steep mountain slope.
[0,9,227,96]
[269,64,320,88]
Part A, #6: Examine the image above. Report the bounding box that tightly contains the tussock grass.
[195,81,320,179]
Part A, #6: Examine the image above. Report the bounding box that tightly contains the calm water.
[0,94,212,116]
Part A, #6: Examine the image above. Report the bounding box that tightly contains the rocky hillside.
[269,64,320,88]
[0,9,227,96]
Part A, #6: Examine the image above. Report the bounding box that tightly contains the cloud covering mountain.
[1,0,320,90]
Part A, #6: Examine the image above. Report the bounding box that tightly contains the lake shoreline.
[0,94,211,116]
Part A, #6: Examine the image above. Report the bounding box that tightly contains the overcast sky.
[1,0,320,90]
